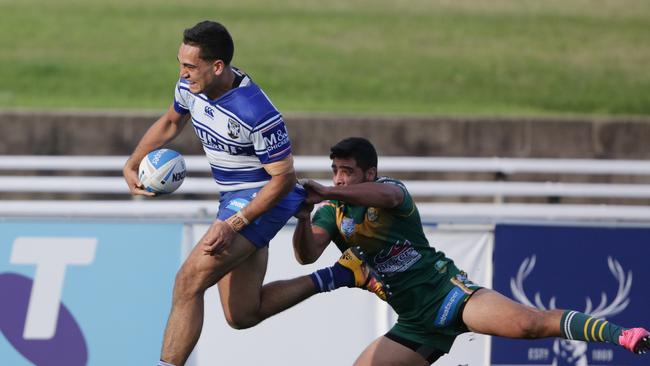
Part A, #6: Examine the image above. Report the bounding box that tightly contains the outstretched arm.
[123,105,189,196]
[304,180,404,209]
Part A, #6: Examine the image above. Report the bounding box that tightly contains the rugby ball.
[138,149,186,194]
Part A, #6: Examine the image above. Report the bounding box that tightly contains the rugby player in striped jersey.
[123,20,305,366]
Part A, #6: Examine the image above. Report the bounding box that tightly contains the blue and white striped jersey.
[173,68,292,192]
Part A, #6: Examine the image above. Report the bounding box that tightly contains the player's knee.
[172,266,205,300]
[516,308,547,339]
[224,312,261,330]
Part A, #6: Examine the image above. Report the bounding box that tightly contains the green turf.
[1,0,649,116]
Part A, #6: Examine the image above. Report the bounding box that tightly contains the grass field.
[1,0,649,116]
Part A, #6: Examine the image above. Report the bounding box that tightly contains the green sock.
[560,310,625,344]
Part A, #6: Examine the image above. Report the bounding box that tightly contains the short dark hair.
[183,21,234,64]
[329,137,378,171]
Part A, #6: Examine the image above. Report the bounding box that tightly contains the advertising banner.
[492,224,650,366]
[0,220,183,366]
[190,223,494,366]
[423,224,493,366]
[188,223,383,366]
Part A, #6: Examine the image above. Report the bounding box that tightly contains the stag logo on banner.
[510,256,631,366]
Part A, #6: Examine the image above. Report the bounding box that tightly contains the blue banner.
[492,224,650,366]
[0,220,182,366]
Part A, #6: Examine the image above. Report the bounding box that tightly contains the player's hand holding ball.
[124,148,186,196]
[137,149,186,195]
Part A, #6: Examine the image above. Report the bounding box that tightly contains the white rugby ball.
[138,149,186,194]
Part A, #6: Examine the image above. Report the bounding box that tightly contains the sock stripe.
[327,268,335,291]
[561,311,623,344]
[565,311,577,340]
[584,317,594,342]
[563,311,570,339]
[591,319,601,342]
[598,320,608,342]
[311,264,355,293]
[313,272,324,292]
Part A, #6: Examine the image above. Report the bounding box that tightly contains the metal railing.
[1,155,649,221]
[2,155,650,175]
[1,155,649,197]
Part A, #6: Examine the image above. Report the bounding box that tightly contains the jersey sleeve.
[250,113,293,164]
[377,177,416,217]
[311,201,339,238]
[173,79,190,115]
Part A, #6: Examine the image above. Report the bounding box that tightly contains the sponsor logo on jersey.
[261,122,290,157]
[435,287,464,327]
[341,218,356,239]
[366,207,379,222]
[450,271,477,295]
[374,240,422,273]
[435,259,449,273]
[204,105,215,119]
[227,118,241,139]
[226,198,250,211]
[192,125,246,155]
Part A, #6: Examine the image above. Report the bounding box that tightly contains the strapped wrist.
[225,211,249,232]
[236,211,250,225]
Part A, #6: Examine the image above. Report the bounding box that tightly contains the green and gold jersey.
[312,177,461,319]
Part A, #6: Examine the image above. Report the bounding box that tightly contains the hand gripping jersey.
[173,68,292,192]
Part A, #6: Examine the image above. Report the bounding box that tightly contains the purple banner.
[492,224,650,366]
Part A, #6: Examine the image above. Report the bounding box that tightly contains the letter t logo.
[10,237,97,340]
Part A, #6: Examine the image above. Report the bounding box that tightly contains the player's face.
[331,157,376,186]
[177,43,223,96]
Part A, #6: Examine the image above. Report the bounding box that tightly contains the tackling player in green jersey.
[181,136,649,365]
[293,137,649,365]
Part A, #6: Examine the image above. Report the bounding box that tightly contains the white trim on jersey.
[213,179,269,190]
[210,163,266,172]
[203,150,261,169]
[252,114,283,132]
